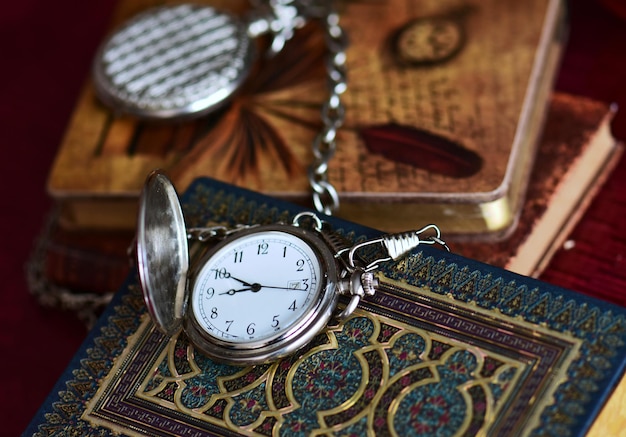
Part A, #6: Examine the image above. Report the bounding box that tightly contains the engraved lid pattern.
[93,5,253,118]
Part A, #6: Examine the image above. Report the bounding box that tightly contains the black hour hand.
[229,275,253,287]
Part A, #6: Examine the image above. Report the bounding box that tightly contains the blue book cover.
[24,177,626,436]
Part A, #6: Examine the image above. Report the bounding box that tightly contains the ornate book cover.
[25,177,626,436]
[47,0,565,238]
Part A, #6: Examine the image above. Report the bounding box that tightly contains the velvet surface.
[1,1,625,435]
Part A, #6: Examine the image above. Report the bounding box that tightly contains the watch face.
[188,227,336,359]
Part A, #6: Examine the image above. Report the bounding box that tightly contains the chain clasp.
[336,224,449,319]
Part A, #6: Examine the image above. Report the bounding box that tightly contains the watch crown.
[336,269,378,320]
[361,271,379,296]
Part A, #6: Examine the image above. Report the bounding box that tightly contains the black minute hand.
[219,283,304,295]
[259,284,306,291]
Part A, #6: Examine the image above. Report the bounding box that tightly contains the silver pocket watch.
[92,2,308,119]
[136,170,448,365]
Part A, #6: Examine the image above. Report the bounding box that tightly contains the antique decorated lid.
[136,170,189,335]
[92,4,254,119]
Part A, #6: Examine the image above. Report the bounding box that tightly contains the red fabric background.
[1,1,625,434]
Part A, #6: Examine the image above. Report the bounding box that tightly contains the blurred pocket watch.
[92,2,311,120]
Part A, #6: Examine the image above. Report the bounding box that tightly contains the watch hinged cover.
[137,170,190,335]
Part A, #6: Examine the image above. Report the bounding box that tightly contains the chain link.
[307,5,348,216]
[249,1,347,215]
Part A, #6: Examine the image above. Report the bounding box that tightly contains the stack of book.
[34,0,621,305]
[49,0,566,237]
[24,0,626,434]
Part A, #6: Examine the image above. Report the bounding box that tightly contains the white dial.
[190,230,323,344]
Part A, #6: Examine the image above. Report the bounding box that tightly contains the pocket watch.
[136,170,448,365]
[92,2,308,120]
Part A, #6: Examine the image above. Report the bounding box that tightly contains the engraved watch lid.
[92,4,255,119]
[136,170,189,335]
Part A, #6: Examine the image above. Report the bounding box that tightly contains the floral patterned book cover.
[25,177,626,436]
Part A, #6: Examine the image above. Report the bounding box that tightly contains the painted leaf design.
[359,123,482,178]
[123,21,328,183]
